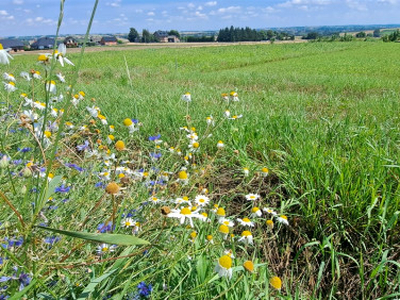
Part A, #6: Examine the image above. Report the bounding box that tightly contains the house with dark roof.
[64,36,78,48]
[30,37,55,50]
[153,30,180,43]
[100,36,118,46]
[0,39,25,52]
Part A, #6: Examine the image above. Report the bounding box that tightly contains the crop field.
[1,40,400,299]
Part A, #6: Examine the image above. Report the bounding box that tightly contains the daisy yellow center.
[102,247,109,252]
[252,207,259,213]
[180,207,192,215]
[123,118,133,126]
[266,220,274,228]
[241,230,252,237]
[201,212,208,217]
[219,255,232,269]
[219,224,229,234]
[182,196,189,201]
[216,207,225,216]
[44,131,51,138]
[115,140,125,151]
[269,276,282,290]
[79,91,85,97]
[38,54,48,61]
[192,142,199,148]
[9,82,15,86]
[280,215,287,220]
[108,135,115,140]
[198,198,205,203]
[243,260,254,272]
[206,235,213,241]
[262,167,269,173]
[0,43,3,50]
[125,221,131,226]
[178,170,188,180]
[242,218,251,223]
[190,231,197,238]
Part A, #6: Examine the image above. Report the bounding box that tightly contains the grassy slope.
[7,41,400,298]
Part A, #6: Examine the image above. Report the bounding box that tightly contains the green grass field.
[1,41,399,299]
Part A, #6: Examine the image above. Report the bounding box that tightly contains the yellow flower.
[215,255,233,279]
[218,224,230,235]
[266,219,274,229]
[269,276,282,290]
[115,140,126,151]
[216,207,226,217]
[178,170,188,180]
[105,182,120,195]
[243,260,254,273]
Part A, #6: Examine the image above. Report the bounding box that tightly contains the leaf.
[78,269,117,300]
[36,226,149,246]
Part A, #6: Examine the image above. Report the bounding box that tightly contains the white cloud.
[279,0,332,7]
[0,10,8,16]
[187,3,196,9]
[147,11,155,16]
[35,16,43,22]
[12,0,24,4]
[205,1,217,6]
[345,0,368,11]
[378,0,398,4]
[217,6,241,13]
[107,0,121,7]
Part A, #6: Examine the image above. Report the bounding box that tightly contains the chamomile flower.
[245,193,260,201]
[177,169,189,184]
[224,110,230,118]
[54,43,75,67]
[167,207,201,227]
[86,106,100,118]
[194,195,209,206]
[237,217,255,227]
[3,72,16,82]
[215,255,233,279]
[3,81,17,92]
[238,230,253,245]
[261,167,269,177]
[219,218,235,227]
[97,114,108,125]
[106,135,115,145]
[0,43,13,64]
[276,215,289,225]
[148,196,163,204]
[56,72,65,83]
[230,91,239,102]
[266,219,274,229]
[96,243,116,255]
[20,71,31,81]
[215,207,226,218]
[228,114,243,120]
[46,80,56,94]
[218,224,230,238]
[33,70,42,79]
[263,207,277,216]
[217,140,225,149]
[243,260,254,273]
[115,140,126,151]
[120,217,135,228]
[189,140,200,151]
[243,167,249,177]
[251,207,262,217]
[206,115,214,126]
[123,118,138,133]
[224,249,235,258]
[175,196,191,205]
[206,235,214,244]
[181,92,191,102]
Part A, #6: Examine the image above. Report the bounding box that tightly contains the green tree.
[355,31,366,38]
[168,30,180,39]
[141,29,154,43]
[128,27,139,42]
[373,29,380,37]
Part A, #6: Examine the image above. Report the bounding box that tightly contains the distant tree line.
[127,28,181,43]
[216,26,294,42]
[382,29,400,42]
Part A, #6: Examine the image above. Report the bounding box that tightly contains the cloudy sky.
[1,0,399,37]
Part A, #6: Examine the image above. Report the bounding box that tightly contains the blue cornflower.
[12,159,22,165]
[95,182,106,189]
[148,134,161,141]
[97,222,113,233]
[44,236,61,246]
[65,163,84,172]
[17,147,32,153]
[76,140,90,151]
[55,184,71,193]
[137,281,152,298]
[150,152,162,160]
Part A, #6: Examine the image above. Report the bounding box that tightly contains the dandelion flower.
[245,193,260,201]
[238,230,253,245]
[269,276,282,290]
[0,43,13,64]
[194,195,209,206]
[105,182,120,195]
[237,217,255,227]
[243,260,254,273]
[215,255,233,279]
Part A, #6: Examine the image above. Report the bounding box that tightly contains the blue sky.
[1,0,399,37]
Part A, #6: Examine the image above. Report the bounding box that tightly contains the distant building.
[0,39,25,52]
[64,36,78,48]
[100,36,118,46]
[30,37,55,50]
[153,31,180,43]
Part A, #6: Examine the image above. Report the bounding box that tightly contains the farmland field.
[1,41,400,299]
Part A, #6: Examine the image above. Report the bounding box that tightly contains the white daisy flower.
[0,43,13,65]
[120,217,135,228]
[245,193,260,201]
[194,195,210,206]
[237,217,255,227]
[96,243,117,255]
[219,218,235,227]
[167,207,201,227]
[276,215,289,225]
[181,92,191,102]
[238,230,253,245]
[215,255,233,279]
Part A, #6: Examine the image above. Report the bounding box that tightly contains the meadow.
[1,40,400,299]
